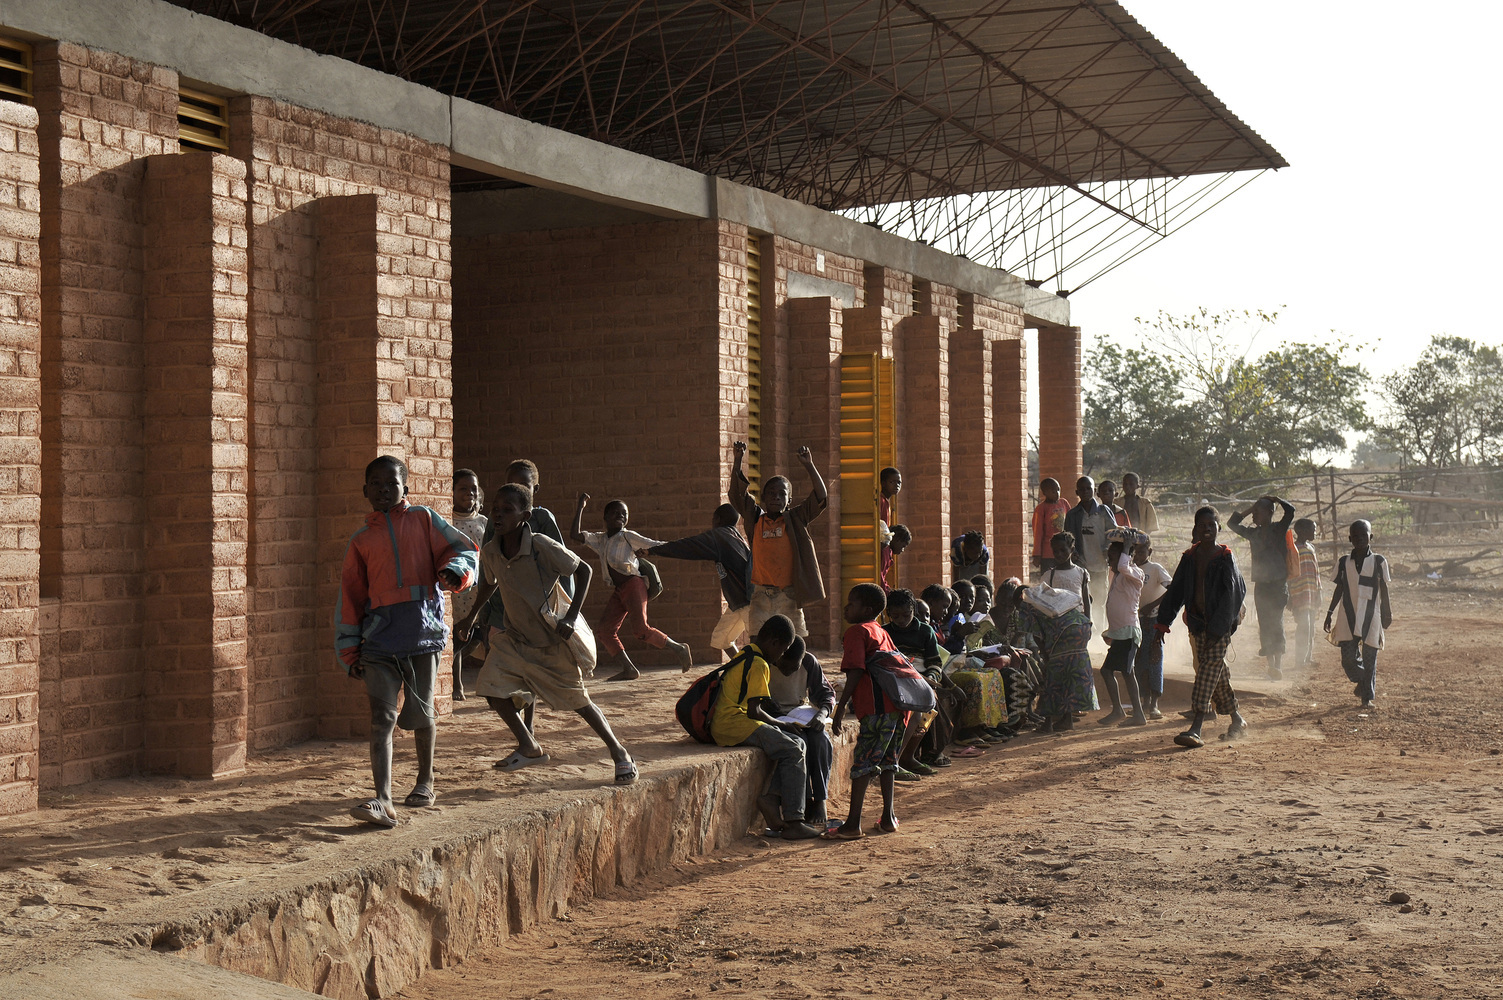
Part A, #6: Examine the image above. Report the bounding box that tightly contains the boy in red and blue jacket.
[336,456,479,828]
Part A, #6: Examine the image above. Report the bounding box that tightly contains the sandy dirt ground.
[401,585,1503,1000]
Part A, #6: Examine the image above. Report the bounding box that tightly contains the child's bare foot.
[756,793,785,832]
[1097,709,1126,725]
[665,638,693,671]
[1118,715,1149,727]
[606,660,640,682]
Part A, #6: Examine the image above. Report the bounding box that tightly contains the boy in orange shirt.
[1031,478,1071,573]
[729,441,829,638]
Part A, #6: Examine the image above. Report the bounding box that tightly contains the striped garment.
[1288,542,1321,610]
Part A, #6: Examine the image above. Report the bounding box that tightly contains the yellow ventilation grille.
[839,353,897,591]
[178,87,229,152]
[0,37,33,106]
[745,234,765,491]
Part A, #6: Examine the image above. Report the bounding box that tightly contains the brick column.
[841,305,891,357]
[992,336,1029,581]
[1037,325,1083,495]
[897,315,949,586]
[787,297,842,649]
[0,103,42,815]
[140,152,250,777]
[948,326,993,576]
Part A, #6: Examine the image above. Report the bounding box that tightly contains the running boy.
[1228,494,1295,679]
[457,484,638,785]
[1031,479,1071,572]
[1132,537,1173,720]
[1098,527,1148,727]
[647,503,751,659]
[1151,507,1249,748]
[449,468,488,700]
[571,493,693,681]
[337,456,480,828]
[1289,518,1321,667]
[729,442,829,638]
[1325,520,1392,708]
[826,584,906,839]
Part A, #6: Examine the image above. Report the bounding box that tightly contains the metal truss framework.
[173,0,1286,288]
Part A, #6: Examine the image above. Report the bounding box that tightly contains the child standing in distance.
[449,469,488,700]
[1121,473,1160,534]
[337,456,480,828]
[1132,538,1173,720]
[826,584,906,840]
[456,484,638,785]
[647,503,751,659]
[1228,494,1296,680]
[729,442,829,638]
[1064,475,1115,631]
[951,530,990,582]
[1151,506,1250,748]
[1326,520,1392,709]
[1097,480,1130,527]
[878,466,902,590]
[709,614,824,840]
[1289,518,1322,667]
[1042,533,1093,623]
[1031,479,1071,573]
[1098,528,1148,727]
[571,493,693,681]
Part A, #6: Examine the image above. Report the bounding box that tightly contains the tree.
[1376,336,1503,470]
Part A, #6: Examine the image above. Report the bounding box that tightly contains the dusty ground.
[402,585,1503,1000]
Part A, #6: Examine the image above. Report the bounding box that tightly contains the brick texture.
[948,323,993,578]
[896,315,949,587]
[992,336,1029,581]
[34,42,179,789]
[0,101,42,815]
[785,297,844,648]
[1037,325,1083,497]
[140,152,250,776]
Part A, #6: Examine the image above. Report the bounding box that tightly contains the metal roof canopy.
[170,0,1286,289]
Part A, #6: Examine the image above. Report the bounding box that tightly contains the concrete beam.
[3,0,1069,327]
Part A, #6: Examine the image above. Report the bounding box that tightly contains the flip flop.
[950,746,984,758]
[1173,731,1205,749]
[403,785,436,808]
[614,757,639,785]
[872,818,899,835]
[893,768,921,782]
[496,751,551,772]
[350,799,397,828]
[820,826,865,841]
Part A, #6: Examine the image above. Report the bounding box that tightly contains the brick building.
[0,0,1283,816]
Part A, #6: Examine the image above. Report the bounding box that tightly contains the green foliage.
[1375,336,1503,468]
[1083,308,1369,484]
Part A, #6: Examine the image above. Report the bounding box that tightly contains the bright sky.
[1039,0,1503,441]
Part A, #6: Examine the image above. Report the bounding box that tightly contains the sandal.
[614,757,639,785]
[893,768,921,782]
[496,750,551,772]
[950,746,984,758]
[1173,731,1205,749]
[873,817,900,835]
[820,826,865,841]
[403,785,436,808]
[350,799,397,828]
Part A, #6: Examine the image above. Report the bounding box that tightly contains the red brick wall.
[0,101,42,814]
[785,297,844,648]
[896,315,949,588]
[993,336,1029,581]
[140,152,250,776]
[1037,325,1083,498]
[228,98,451,748]
[451,218,733,662]
[34,42,179,788]
[949,323,993,572]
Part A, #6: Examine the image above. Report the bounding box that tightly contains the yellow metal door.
[840,353,896,591]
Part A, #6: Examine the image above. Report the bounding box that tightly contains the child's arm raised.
[728,442,755,520]
[569,492,590,544]
[797,445,828,503]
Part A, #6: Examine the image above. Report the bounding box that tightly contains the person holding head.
[826,584,906,839]
[449,468,489,700]
[708,614,824,839]
[1289,518,1322,667]
[1326,520,1392,708]
[878,466,902,588]
[457,483,638,785]
[729,442,829,638]
[1031,479,1071,573]
[1151,506,1250,748]
[951,530,991,583]
[768,635,838,826]
[1063,475,1115,630]
[1120,473,1159,534]
[647,503,752,659]
[881,524,912,591]
[571,493,693,681]
[337,456,480,828]
[1228,494,1296,679]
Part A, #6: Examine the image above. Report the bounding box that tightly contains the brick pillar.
[787,297,842,649]
[841,305,891,357]
[1037,325,1083,495]
[897,315,949,586]
[140,153,250,777]
[948,327,993,577]
[993,336,1029,581]
[314,195,408,739]
[0,103,42,815]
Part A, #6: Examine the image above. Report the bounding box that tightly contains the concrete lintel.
[715,179,1071,327]
[3,0,452,146]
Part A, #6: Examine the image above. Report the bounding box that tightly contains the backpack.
[866,649,938,714]
[676,648,756,744]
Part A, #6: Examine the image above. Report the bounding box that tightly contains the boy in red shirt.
[826,583,907,840]
[1031,478,1071,573]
